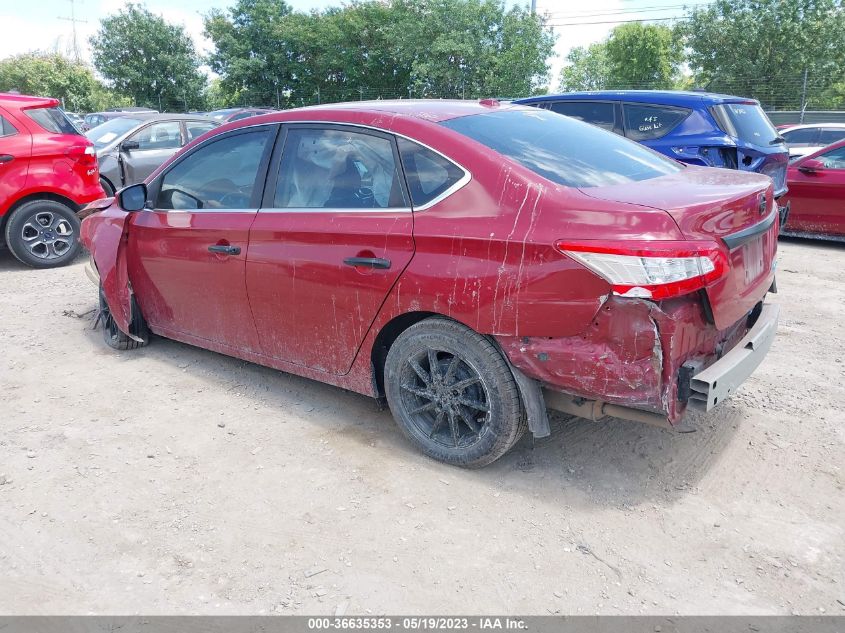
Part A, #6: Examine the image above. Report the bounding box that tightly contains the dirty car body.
[80,101,779,467]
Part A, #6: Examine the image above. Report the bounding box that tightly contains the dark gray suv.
[85,113,218,196]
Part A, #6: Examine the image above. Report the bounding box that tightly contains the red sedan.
[81,100,779,467]
[780,138,845,239]
[0,93,103,267]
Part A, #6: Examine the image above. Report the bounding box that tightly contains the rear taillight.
[556,240,729,300]
[67,144,97,165]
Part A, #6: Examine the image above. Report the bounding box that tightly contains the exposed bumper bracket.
[688,302,779,411]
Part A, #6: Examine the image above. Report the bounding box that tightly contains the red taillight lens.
[67,143,97,165]
[555,240,729,300]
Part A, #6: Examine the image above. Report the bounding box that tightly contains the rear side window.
[623,104,690,141]
[548,101,616,132]
[0,114,17,137]
[711,103,779,145]
[25,107,80,135]
[158,129,271,210]
[782,128,819,145]
[819,128,845,145]
[397,138,465,207]
[442,109,681,188]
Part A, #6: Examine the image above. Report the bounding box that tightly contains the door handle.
[0,154,13,164]
[208,244,241,255]
[343,256,391,269]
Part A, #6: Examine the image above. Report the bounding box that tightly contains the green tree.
[0,52,125,112]
[558,43,610,92]
[680,0,845,109]
[604,22,682,89]
[90,3,206,111]
[204,0,554,105]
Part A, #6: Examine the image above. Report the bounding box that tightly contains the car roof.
[781,122,845,131]
[271,99,523,124]
[90,112,211,122]
[0,92,61,109]
[516,90,759,107]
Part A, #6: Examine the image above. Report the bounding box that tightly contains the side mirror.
[798,158,825,174]
[121,139,140,152]
[117,183,148,212]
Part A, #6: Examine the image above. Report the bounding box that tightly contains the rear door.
[787,145,845,236]
[246,124,414,374]
[126,126,276,352]
[0,107,32,214]
[121,120,184,184]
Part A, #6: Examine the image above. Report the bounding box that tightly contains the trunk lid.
[579,165,777,329]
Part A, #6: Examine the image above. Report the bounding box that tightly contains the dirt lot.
[0,238,842,615]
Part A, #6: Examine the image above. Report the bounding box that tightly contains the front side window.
[0,114,17,137]
[186,120,217,141]
[397,137,465,207]
[157,129,271,210]
[818,145,845,169]
[623,104,690,141]
[274,127,407,209]
[131,121,182,150]
[548,101,616,132]
[442,108,681,188]
[25,106,80,135]
[819,128,845,145]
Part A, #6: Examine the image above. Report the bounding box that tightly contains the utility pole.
[58,0,87,63]
[530,0,536,14]
[800,68,808,124]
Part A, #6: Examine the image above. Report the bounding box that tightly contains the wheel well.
[99,175,115,194]
[370,311,437,398]
[1,192,82,245]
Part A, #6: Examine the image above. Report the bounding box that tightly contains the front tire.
[384,318,526,468]
[4,199,81,268]
[99,285,148,350]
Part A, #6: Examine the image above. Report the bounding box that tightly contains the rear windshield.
[85,117,143,149]
[441,108,681,188]
[25,107,80,135]
[711,103,781,146]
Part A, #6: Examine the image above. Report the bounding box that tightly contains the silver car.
[86,113,219,196]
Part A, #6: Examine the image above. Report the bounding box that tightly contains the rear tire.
[384,317,526,468]
[4,199,81,268]
[99,285,148,350]
[100,177,115,197]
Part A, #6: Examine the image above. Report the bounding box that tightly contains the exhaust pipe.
[543,389,673,429]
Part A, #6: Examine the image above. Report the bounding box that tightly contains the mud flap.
[79,207,133,337]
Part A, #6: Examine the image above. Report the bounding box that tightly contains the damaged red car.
[80,100,779,468]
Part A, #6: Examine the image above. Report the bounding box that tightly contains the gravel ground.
[0,238,842,615]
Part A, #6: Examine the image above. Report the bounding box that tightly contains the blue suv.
[515,91,789,198]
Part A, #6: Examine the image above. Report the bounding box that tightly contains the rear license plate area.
[742,236,765,284]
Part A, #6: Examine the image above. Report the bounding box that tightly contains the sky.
[1,0,712,88]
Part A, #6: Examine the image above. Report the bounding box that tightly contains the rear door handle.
[0,155,13,164]
[343,256,391,269]
[208,244,241,255]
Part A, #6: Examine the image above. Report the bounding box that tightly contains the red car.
[81,101,779,467]
[0,93,103,267]
[780,138,845,239]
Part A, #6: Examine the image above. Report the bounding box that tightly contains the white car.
[780,123,845,160]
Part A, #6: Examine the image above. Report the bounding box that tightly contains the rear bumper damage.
[497,295,778,430]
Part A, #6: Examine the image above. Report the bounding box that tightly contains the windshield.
[441,108,681,188]
[710,103,781,145]
[85,117,143,149]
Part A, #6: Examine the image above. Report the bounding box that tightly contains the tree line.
[0,0,843,114]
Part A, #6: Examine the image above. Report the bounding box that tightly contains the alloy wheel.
[20,210,74,261]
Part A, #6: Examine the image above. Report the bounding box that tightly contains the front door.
[788,144,845,236]
[126,126,276,353]
[121,120,184,185]
[246,124,415,374]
